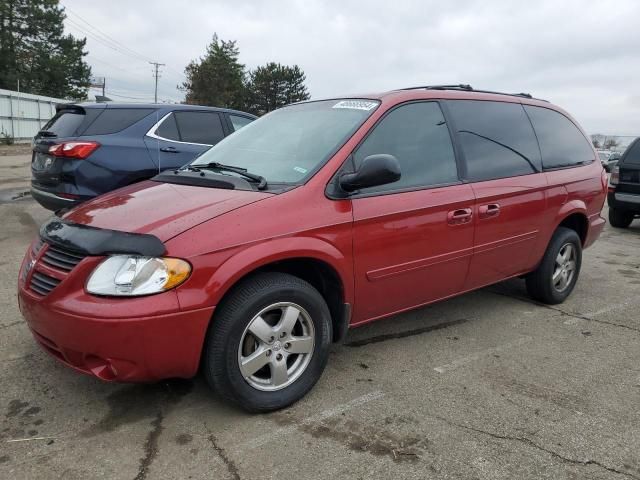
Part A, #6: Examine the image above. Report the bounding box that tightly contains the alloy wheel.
[237,302,315,391]
[552,243,577,292]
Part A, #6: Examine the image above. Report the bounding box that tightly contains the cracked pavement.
[1,153,639,479]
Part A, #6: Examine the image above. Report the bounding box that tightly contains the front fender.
[177,235,353,310]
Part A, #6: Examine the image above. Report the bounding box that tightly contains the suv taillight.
[48,141,100,159]
[610,165,619,186]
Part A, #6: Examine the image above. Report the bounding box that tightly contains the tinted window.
[83,108,155,135]
[447,100,541,181]
[42,111,85,137]
[353,102,458,193]
[155,113,180,141]
[174,111,224,145]
[621,139,640,165]
[524,105,594,169]
[229,114,253,131]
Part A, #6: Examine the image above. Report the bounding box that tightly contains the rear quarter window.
[154,113,180,141]
[229,114,253,131]
[447,100,542,181]
[82,108,156,135]
[41,109,101,137]
[524,105,594,169]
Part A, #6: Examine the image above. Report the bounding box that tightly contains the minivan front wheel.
[526,227,582,304]
[203,272,332,412]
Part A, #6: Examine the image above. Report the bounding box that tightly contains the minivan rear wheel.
[525,227,582,305]
[202,272,332,412]
[609,208,634,228]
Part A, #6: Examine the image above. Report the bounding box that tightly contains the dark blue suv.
[31,103,256,211]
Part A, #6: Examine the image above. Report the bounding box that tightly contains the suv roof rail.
[398,84,547,101]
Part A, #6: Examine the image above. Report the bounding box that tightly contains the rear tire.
[609,208,634,228]
[526,227,582,305]
[203,272,332,412]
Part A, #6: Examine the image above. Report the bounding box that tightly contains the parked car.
[608,138,640,227]
[598,150,611,169]
[605,151,621,172]
[31,103,256,211]
[18,86,606,412]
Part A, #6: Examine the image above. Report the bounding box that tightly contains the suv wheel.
[609,208,634,228]
[203,272,332,412]
[526,227,582,304]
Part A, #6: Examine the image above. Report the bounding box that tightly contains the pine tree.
[181,35,246,110]
[246,62,310,116]
[0,0,91,98]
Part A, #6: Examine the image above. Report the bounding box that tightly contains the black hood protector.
[40,217,166,257]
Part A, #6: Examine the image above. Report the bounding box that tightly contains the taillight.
[48,141,100,159]
[610,166,619,186]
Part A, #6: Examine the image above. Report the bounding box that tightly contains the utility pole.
[149,62,165,103]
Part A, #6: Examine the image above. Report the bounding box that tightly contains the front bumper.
[18,284,214,382]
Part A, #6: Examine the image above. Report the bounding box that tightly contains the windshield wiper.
[195,162,267,190]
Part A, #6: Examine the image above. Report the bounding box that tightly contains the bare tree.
[591,134,604,149]
[603,137,620,150]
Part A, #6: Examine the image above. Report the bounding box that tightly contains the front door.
[350,101,475,324]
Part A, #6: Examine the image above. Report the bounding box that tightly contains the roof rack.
[398,84,546,101]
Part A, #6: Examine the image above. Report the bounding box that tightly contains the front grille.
[41,244,86,272]
[29,271,61,296]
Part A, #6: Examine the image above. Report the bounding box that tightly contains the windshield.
[190,99,380,183]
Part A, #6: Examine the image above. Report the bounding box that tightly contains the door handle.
[479,203,500,219]
[447,208,473,225]
[160,146,180,153]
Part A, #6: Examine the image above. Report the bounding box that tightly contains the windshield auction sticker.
[332,100,378,111]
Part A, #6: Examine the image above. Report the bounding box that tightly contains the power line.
[65,17,149,64]
[64,5,185,81]
[64,6,153,63]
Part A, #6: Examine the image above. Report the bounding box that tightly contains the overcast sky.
[62,0,640,136]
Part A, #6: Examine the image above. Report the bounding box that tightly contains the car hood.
[63,180,273,241]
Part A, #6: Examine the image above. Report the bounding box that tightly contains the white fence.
[0,88,70,142]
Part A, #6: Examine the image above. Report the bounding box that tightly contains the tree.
[0,0,91,98]
[591,134,603,149]
[181,35,246,110]
[245,62,310,115]
[603,137,620,150]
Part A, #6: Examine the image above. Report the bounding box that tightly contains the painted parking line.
[433,336,532,374]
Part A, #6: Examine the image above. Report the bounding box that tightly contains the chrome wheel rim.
[552,243,577,292]
[237,302,315,392]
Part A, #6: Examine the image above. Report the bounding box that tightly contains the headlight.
[86,256,191,296]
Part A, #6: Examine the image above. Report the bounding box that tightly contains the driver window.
[353,102,458,193]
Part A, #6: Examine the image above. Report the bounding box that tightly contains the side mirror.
[339,154,401,192]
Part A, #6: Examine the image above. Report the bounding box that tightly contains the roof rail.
[398,84,546,101]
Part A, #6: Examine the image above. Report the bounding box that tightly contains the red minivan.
[18,85,606,411]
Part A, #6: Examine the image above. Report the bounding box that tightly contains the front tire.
[203,272,332,412]
[526,227,582,304]
[609,208,634,228]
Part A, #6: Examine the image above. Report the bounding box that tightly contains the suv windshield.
[190,99,380,183]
